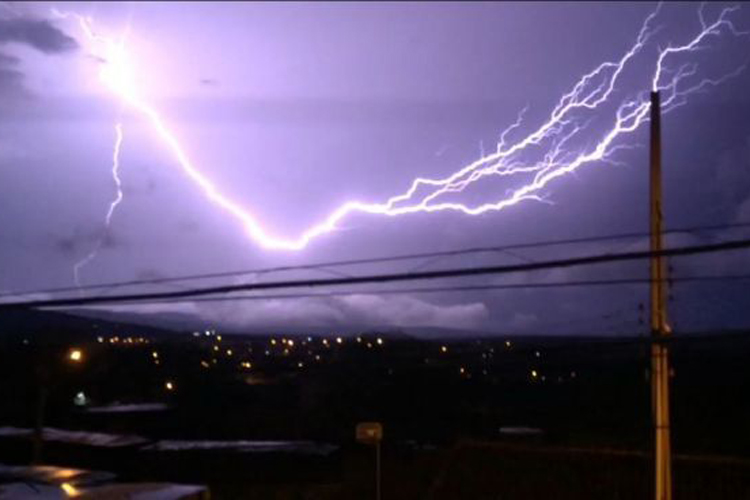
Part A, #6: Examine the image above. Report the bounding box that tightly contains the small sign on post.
[356,422,383,500]
[356,421,383,444]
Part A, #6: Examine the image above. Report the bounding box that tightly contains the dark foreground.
[1,310,749,498]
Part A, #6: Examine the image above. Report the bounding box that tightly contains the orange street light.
[68,348,83,363]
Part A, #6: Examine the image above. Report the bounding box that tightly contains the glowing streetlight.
[60,482,79,497]
[68,348,83,363]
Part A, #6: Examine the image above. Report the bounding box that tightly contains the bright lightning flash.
[57,4,748,264]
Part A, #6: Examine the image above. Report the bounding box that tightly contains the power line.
[52,273,750,308]
[3,220,750,300]
[3,237,750,310]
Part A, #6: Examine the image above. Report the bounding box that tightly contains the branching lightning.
[55,3,748,262]
[73,122,123,286]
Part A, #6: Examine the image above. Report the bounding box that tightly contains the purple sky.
[1,2,750,334]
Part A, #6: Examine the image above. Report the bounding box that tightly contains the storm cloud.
[0,17,77,53]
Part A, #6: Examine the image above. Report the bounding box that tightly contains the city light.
[165,381,175,391]
[73,391,88,407]
[60,482,79,497]
[68,348,83,363]
[441,346,448,353]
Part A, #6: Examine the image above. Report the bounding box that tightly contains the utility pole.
[649,90,672,500]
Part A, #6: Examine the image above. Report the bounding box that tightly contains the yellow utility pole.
[649,90,672,500]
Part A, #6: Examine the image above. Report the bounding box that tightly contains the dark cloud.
[0,17,78,53]
[50,227,126,257]
[0,16,77,100]
[200,78,218,86]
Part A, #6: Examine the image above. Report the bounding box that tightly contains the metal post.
[649,91,672,500]
[375,441,381,500]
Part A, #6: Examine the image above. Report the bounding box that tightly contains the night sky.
[1,2,750,334]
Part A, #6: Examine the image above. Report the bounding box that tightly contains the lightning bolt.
[73,122,124,286]
[54,4,747,256]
